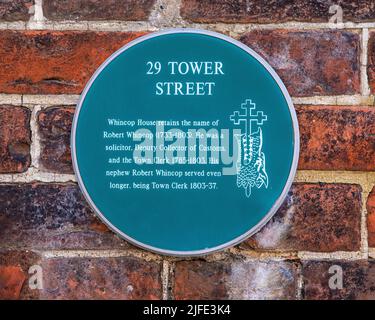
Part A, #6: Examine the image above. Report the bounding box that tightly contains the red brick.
[174,259,298,300]
[0,0,33,21]
[297,106,375,171]
[0,183,127,250]
[303,260,375,300]
[240,30,360,96]
[367,187,375,247]
[241,183,362,252]
[0,250,41,300]
[0,106,31,173]
[0,31,144,94]
[38,107,74,173]
[181,0,375,23]
[0,251,161,300]
[0,266,26,299]
[43,0,156,21]
[40,256,162,299]
[367,32,375,93]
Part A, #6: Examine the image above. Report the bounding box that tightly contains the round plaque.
[72,29,299,256]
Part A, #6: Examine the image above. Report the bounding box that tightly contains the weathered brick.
[0,250,41,300]
[181,0,375,24]
[0,0,33,21]
[0,106,31,173]
[174,259,298,300]
[366,32,375,94]
[0,31,144,94]
[0,266,25,300]
[240,30,360,96]
[241,183,362,252]
[303,260,375,300]
[0,183,127,249]
[367,187,375,247]
[297,106,375,171]
[40,256,162,299]
[43,0,156,21]
[38,107,74,173]
[0,251,161,300]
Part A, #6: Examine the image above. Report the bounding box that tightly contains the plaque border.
[71,28,300,256]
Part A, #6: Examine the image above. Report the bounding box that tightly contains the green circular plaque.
[72,29,299,256]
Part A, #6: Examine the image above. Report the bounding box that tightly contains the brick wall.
[0,0,374,300]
